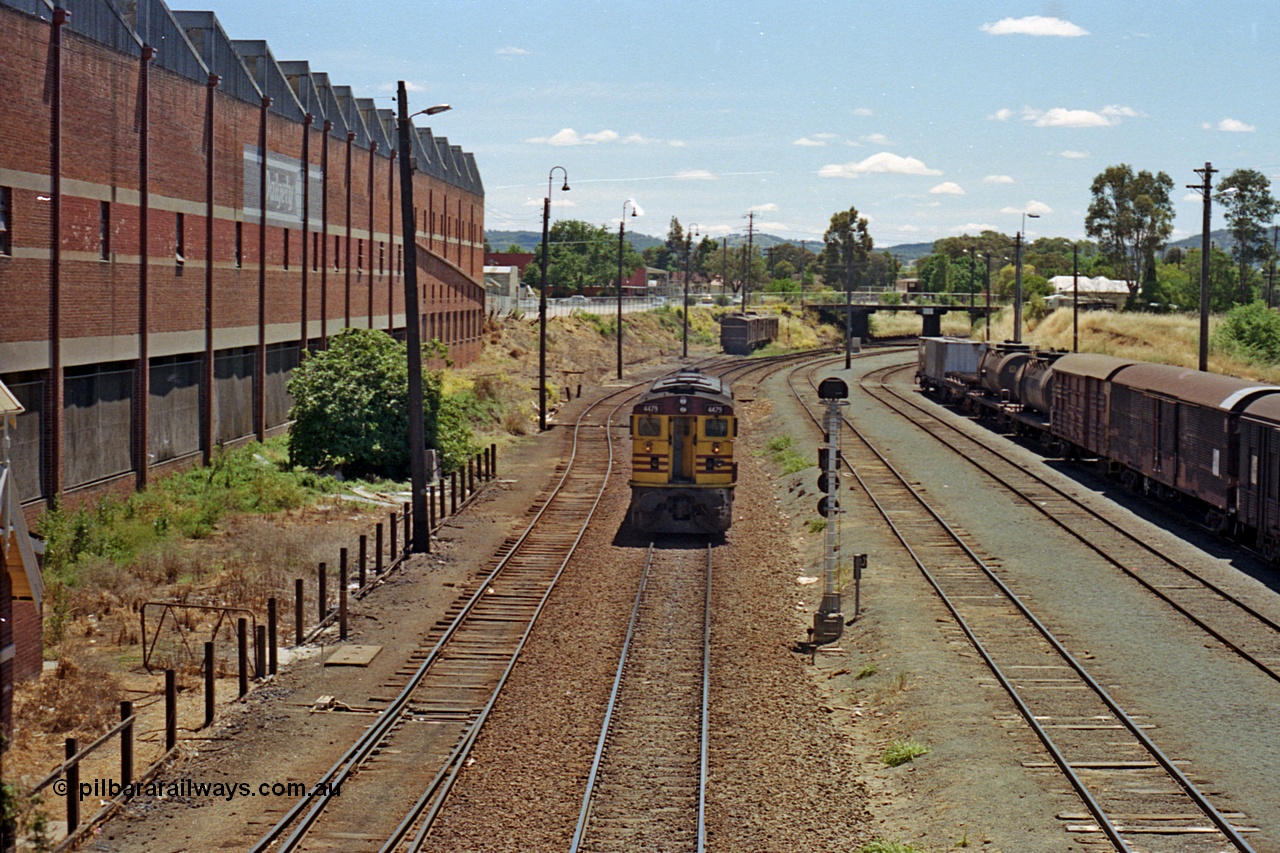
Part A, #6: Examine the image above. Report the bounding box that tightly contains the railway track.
[246,349,829,852]
[249,385,636,853]
[863,358,1280,686]
[789,357,1257,852]
[570,541,712,853]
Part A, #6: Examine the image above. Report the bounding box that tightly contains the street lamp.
[617,199,640,379]
[396,82,451,553]
[682,223,700,359]
[1013,211,1040,343]
[538,167,569,431]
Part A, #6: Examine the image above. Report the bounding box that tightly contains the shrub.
[1212,301,1280,364]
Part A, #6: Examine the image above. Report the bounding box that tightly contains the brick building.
[0,0,486,682]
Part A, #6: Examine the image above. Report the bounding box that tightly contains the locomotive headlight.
[712,443,721,453]
[645,441,653,452]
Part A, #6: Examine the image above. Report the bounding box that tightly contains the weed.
[856,662,878,680]
[881,737,931,767]
[761,434,808,474]
[806,518,827,533]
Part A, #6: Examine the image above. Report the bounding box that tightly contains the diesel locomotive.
[627,368,736,533]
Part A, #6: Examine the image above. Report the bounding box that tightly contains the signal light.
[817,496,840,518]
[817,471,840,493]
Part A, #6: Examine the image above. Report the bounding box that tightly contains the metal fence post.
[65,738,79,832]
[267,597,278,675]
[120,701,134,786]
[237,618,249,698]
[165,669,177,751]
[294,578,304,646]
[339,550,348,641]
[203,642,215,727]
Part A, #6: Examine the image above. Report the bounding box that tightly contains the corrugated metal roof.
[0,0,54,20]
[232,40,305,121]
[279,60,322,118]
[311,73,351,140]
[173,10,259,101]
[357,99,391,153]
[333,86,371,148]
[463,152,484,196]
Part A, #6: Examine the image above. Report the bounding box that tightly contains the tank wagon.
[627,368,737,533]
[720,313,779,355]
[917,339,1280,559]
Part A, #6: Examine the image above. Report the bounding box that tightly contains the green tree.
[1213,301,1280,363]
[916,253,951,294]
[1085,164,1175,296]
[1217,168,1280,303]
[534,219,642,296]
[1178,246,1239,313]
[818,205,874,292]
[287,329,474,478]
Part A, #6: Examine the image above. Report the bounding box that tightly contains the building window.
[175,213,185,265]
[0,187,10,256]
[357,238,364,277]
[234,221,243,268]
[99,201,110,261]
[312,232,319,271]
[334,235,341,270]
[378,242,385,277]
[396,245,402,277]
[283,228,290,270]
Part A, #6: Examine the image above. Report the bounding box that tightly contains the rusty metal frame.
[139,601,257,673]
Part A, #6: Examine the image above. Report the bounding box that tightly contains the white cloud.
[526,128,620,145]
[622,133,656,144]
[818,152,943,178]
[669,140,687,147]
[750,203,779,213]
[954,223,999,233]
[988,108,1014,121]
[1056,150,1090,159]
[853,108,874,117]
[984,175,1015,184]
[496,47,530,56]
[929,182,965,195]
[675,170,715,181]
[980,16,1089,37]
[860,133,892,145]
[1204,118,1256,132]
[1028,107,1113,128]
[898,224,920,233]
[793,137,826,147]
[999,200,1053,216]
[1018,105,1142,128]
[814,132,838,139]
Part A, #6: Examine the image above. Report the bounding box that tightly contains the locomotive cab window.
[704,418,729,438]
[636,416,662,437]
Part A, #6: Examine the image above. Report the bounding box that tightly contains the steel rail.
[789,357,1255,852]
[569,543,657,852]
[697,540,712,853]
[250,383,639,853]
[393,389,635,852]
[867,358,1280,685]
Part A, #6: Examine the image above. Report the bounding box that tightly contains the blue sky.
[197,1,1277,248]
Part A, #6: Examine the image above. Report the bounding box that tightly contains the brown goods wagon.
[1049,353,1138,457]
[1108,363,1275,507]
[1233,392,1280,548]
[720,314,778,355]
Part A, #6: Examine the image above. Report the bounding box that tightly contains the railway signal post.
[813,377,849,646]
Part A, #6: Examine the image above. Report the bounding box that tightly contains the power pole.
[743,211,755,315]
[1189,162,1217,372]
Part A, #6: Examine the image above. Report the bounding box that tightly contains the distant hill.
[486,229,662,254]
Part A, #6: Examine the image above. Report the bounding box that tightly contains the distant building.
[483,252,536,299]
[1045,276,1130,310]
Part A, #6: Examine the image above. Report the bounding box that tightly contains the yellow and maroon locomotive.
[627,369,736,533]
